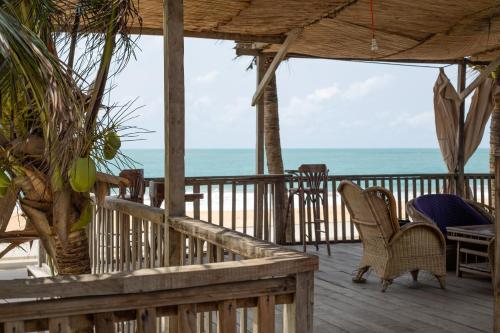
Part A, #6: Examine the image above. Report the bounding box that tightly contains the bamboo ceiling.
[134,0,500,62]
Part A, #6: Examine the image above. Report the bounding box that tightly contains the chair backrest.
[409,194,491,235]
[119,169,145,203]
[297,164,328,192]
[338,180,399,243]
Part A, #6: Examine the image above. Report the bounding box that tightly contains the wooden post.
[493,91,500,333]
[274,176,286,245]
[293,271,314,333]
[164,0,185,331]
[256,55,265,175]
[456,61,466,197]
[255,55,265,239]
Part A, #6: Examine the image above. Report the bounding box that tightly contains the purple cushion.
[413,194,490,235]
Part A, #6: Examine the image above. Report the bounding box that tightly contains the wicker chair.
[338,180,446,292]
[407,194,494,269]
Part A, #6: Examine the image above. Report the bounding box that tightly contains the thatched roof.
[133,0,500,63]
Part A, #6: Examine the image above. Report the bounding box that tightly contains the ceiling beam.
[251,29,302,106]
[235,46,493,66]
[459,56,500,101]
[132,27,286,43]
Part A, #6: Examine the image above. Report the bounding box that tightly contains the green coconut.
[103,130,121,160]
[71,202,92,231]
[0,171,10,188]
[491,66,500,80]
[69,157,97,192]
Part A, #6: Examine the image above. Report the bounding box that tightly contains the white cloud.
[342,74,393,100]
[194,70,219,83]
[306,85,340,102]
[387,111,434,128]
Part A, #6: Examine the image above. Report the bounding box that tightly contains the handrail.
[1,197,318,332]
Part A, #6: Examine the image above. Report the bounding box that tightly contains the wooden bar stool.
[148,181,204,208]
[118,169,145,203]
[286,164,331,256]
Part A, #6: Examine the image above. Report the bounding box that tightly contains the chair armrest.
[389,222,446,249]
[465,199,495,223]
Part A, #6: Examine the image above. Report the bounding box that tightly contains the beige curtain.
[433,69,499,194]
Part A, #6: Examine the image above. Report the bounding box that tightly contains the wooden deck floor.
[297,243,493,333]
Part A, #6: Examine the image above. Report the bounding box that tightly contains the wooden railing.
[145,173,494,245]
[1,197,317,333]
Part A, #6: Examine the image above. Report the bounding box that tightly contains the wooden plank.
[4,321,24,333]
[252,29,301,106]
[219,183,224,227]
[253,295,275,333]
[217,300,237,333]
[137,307,157,333]
[231,182,237,231]
[48,317,71,333]
[457,61,466,197]
[94,312,115,333]
[283,301,296,333]
[256,55,265,174]
[164,0,186,217]
[0,254,311,299]
[103,197,163,225]
[1,278,294,323]
[459,56,500,101]
[178,304,197,333]
[295,271,314,333]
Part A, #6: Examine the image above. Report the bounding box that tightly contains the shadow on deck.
[294,243,492,333]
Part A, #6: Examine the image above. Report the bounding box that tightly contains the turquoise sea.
[120,148,490,177]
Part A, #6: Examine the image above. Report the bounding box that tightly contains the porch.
[306,243,492,333]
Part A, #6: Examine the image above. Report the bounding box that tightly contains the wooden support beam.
[256,55,265,175]
[294,271,314,333]
[163,2,184,332]
[459,56,500,101]
[493,91,500,333]
[251,29,301,106]
[164,0,186,218]
[131,27,286,43]
[456,61,466,197]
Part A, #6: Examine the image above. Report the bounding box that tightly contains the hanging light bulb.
[371,36,379,51]
[369,0,378,52]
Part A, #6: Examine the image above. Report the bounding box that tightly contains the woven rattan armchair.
[338,180,446,292]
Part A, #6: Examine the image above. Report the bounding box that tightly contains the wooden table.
[148,181,204,208]
[447,224,494,278]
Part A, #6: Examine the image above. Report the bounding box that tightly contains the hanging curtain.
[433,69,499,194]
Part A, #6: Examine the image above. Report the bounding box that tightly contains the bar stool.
[118,169,145,203]
[286,164,331,255]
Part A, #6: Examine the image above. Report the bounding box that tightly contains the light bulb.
[371,37,379,52]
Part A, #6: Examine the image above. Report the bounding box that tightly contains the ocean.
[119,148,490,177]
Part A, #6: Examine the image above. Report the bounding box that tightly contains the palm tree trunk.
[54,230,91,275]
[262,56,288,243]
[491,88,500,208]
[263,56,284,175]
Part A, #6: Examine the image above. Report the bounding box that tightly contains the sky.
[111,36,487,149]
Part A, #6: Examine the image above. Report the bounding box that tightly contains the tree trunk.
[263,56,284,175]
[54,230,91,275]
[262,56,288,244]
[491,89,500,208]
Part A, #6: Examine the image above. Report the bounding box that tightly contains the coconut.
[71,202,92,231]
[0,171,10,188]
[103,131,121,160]
[0,186,7,198]
[69,157,97,192]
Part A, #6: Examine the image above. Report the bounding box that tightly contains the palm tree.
[0,0,140,275]
[262,56,284,175]
[491,70,500,208]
